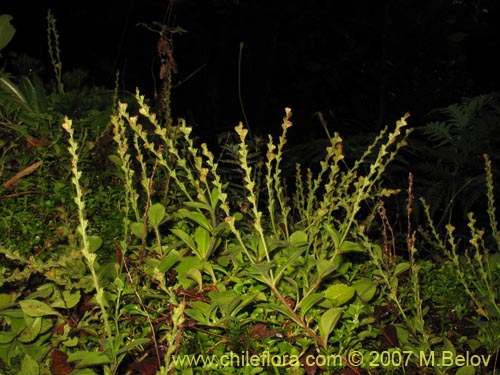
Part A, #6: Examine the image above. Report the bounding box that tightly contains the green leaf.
[116,338,151,355]
[19,76,47,114]
[0,293,14,310]
[177,208,213,232]
[184,201,212,211]
[289,231,308,247]
[193,226,211,258]
[130,221,145,238]
[229,293,259,318]
[19,300,61,317]
[88,235,102,253]
[339,240,364,253]
[390,276,399,290]
[176,256,200,274]
[21,354,39,375]
[274,247,304,283]
[185,302,212,325]
[69,369,99,375]
[353,278,378,303]
[0,330,18,344]
[266,303,297,322]
[67,351,111,367]
[51,290,81,309]
[299,293,324,319]
[316,259,338,279]
[18,317,42,343]
[394,262,410,276]
[0,76,28,109]
[210,188,220,208]
[324,224,340,250]
[0,15,16,51]
[372,244,383,259]
[29,284,54,300]
[455,366,476,375]
[171,228,197,252]
[211,291,241,317]
[107,154,123,168]
[0,309,25,319]
[157,253,180,272]
[252,262,275,274]
[319,307,343,346]
[185,268,203,290]
[324,283,355,307]
[148,203,166,228]
[63,336,79,347]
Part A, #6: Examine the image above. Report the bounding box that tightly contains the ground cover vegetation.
[0,10,499,375]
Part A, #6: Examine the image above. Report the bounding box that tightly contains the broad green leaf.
[372,244,383,259]
[0,330,17,344]
[324,224,340,250]
[274,247,305,283]
[157,253,180,272]
[394,324,411,346]
[353,278,377,303]
[187,301,212,316]
[193,226,211,258]
[19,300,61,317]
[252,262,274,274]
[107,154,122,168]
[488,253,500,274]
[319,307,343,346]
[299,293,324,319]
[210,188,220,208]
[266,303,298,322]
[148,203,166,227]
[21,354,39,375]
[7,315,26,334]
[0,15,16,51]
[229,293,259,317]
[214,221,229,235]
[339,240,364,253]
[390,276,399,290]
[211,291,241,317]
[0,76,27,107]
[171,228,197,252]
[88,235,102,253]
[18,317,42,343]
[69,369,99,375]
[30,283,54,300]
[63,336,79,347]
[324,283,355,307]
[175,256,200,274]
[130,221,145,238]
[67,351,111,366]
[289,231,308,247]
[177,208,213,232]
[185,303,211,325]
[316,259,338,279]
[0,293,13,310]
[185,268,203,290]
[394,262,410,276]
[116,338,150,355]
[19,76,47,114]
[455,366,476,375]
[184,201,211,211]
[39,315,54,335]
[0,309,25,319]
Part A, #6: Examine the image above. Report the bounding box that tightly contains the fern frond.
[421,121,453,148]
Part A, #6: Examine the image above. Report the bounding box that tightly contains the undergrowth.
[0,9,499,375]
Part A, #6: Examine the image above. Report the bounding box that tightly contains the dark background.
[3,0,500,139]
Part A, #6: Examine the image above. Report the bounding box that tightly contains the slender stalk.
[62,117,113,355]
